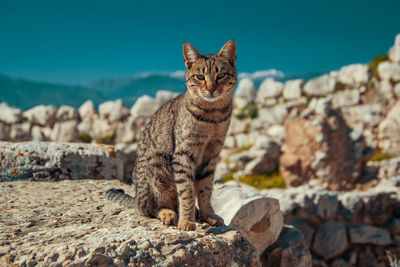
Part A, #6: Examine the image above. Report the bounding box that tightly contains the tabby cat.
[106,40,237,231]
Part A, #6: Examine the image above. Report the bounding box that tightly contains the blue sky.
[0,0,399,84]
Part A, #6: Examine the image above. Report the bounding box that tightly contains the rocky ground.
[0,180,261,267]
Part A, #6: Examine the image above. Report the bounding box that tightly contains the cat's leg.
[196,176,224,226]
[173,152,196,231]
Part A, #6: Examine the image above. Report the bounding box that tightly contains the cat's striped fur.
[106,40,237,231]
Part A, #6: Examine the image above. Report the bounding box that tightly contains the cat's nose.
[206,81,216,94]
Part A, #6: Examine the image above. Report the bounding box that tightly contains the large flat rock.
[0,180,260,266]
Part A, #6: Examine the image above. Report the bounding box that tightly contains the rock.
[156,90,179,106]
[283,79,303,100]
[378,80,395,104]
[50,120,80,142]
[337,64,369,87]
[389,33,400,63]
[338,193,364,222]
[257,78,284,103]
[0,102,22,124]
[348,225,392,245]
[261,226,312,267]
[55,105,79,122]
[341,103,383,128]
[304,74,336,96]
[386,218,400,235]
[243,136,281,174]
[312,221,348,260]
[234,78,257,108]
[331,89,360,108]
[79,100,96,122]
[286,218,315,248]
[258,104,287,126]
[212,181,283,255]
[0,141,123,181]
[31,125,51,141]
[0,180,261,266]
[267,124,285,144]
[315,193,338,220]
[99,99,130,122]
[362,192,396,225]
[378,100,400,156]
[130,95,159,119]
[91,118,115,142]
[280,102,363,190]
[115,143,138,183]
[394,82,400,98]
[227,117,252,136]
[0,122,10,140]
[378,61,400,82]
[9,122,31,141]
[23,105,57,127]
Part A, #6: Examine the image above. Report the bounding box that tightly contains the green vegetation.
[369,149,392,162]
[369,54,389,78]
[232,144,253,154]
[236,104,258,119]
[222,170,287,190]
[100,134,115,144]
[80,132,92,143]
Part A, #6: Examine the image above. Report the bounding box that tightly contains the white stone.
[341,104,383,128]
[267,125,285,144]
[283,79,303,100]
[9,122,31,141]
[0,122,10,140]
[378,61,400,82]
[257,78,283,103]
[50,120,80,142]
[331,89,360,108]
[24,105,57,127]
[258,104,287,126]
[79,100,96,122]
[114,117,136,144]
[378,80,394,102]
[99,99,129,122]
[394,82,400,98]
[56,105,79,122]
[31,126,47,141]
[130,95,159,119]
[378,101,400,156]
[234,78,257,109]
[0,103,22,124]
[304,74,336,96]
[337,64,369,87]
[227,117,251,136]
[155,90,179,106]
[212,181,283,255]
[389,33,400,63]
[91,119,115,141]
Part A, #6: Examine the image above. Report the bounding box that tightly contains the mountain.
[0,74,105,110]
[0,70,324,110]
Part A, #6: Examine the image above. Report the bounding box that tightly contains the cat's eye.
[217,73,226,79]
[196,74,205,80]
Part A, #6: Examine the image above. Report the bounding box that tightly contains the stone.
[378,100,400,156]
[267,124,285,144]
[261,226,312,267]
[9,122,31,141]
[0,180,261,266]
[378,61,400,82]
[362,192,396,225]
[155,90,179,106]
[0,102,22,124]
[23,105,57,127]
[394,82,400,98]
[304,74,336,96]
[341,103,383,128]
[31,125,51,142]
[50,120,80,142]
[0,141,123,181]
[331,89,360,108]
[280,105,363,190]
[0,122,10,140]
[338,193,364,222]
[55,105,79,122]
[115,143,138,183]
[257,78,284,102]
[389,33,400,63]
[130,95,159,119]
[283,79,303,100]
[243,136,281,174]
[258,104,287,126]
[212,181,283,255]
[91,118,115,142]
[348,225,392,245]
[227,117,252,136]
[286,218,315,248]
[386,218,400,235]
[315,193,338,220]
[234,78,257,108]
[337,64,369,87]
[312,221,348,260]
[99,99,130,122]
[79,100,96,122]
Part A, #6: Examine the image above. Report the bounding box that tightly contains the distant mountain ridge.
[0,70,323,110]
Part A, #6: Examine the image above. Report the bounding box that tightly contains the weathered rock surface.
[348,225,392,245]
[234,78,257,108]
[212,181,283,255]
[0,180,261,267]
[378,100,400,156]
[304,74,336,96]
[0,141,123,182]
[23,105,57,127]
[312,221,348,260]
[0,102,22,124]
[261,226,312,267]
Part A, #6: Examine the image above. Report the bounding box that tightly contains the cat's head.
[183,40,237,103]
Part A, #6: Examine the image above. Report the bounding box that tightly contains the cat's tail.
[106,188,136,208]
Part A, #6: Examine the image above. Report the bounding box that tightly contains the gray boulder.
[312,221,348,260]
[348,225,392,245]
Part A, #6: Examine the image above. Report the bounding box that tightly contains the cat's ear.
[218,40,236,66]
[183,43,201,69]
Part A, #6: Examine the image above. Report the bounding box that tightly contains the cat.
[106,40,237,231]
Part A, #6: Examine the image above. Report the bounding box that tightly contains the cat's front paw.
[204,214,224,226]
[178,219,196,231]
[158,208,178,225]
